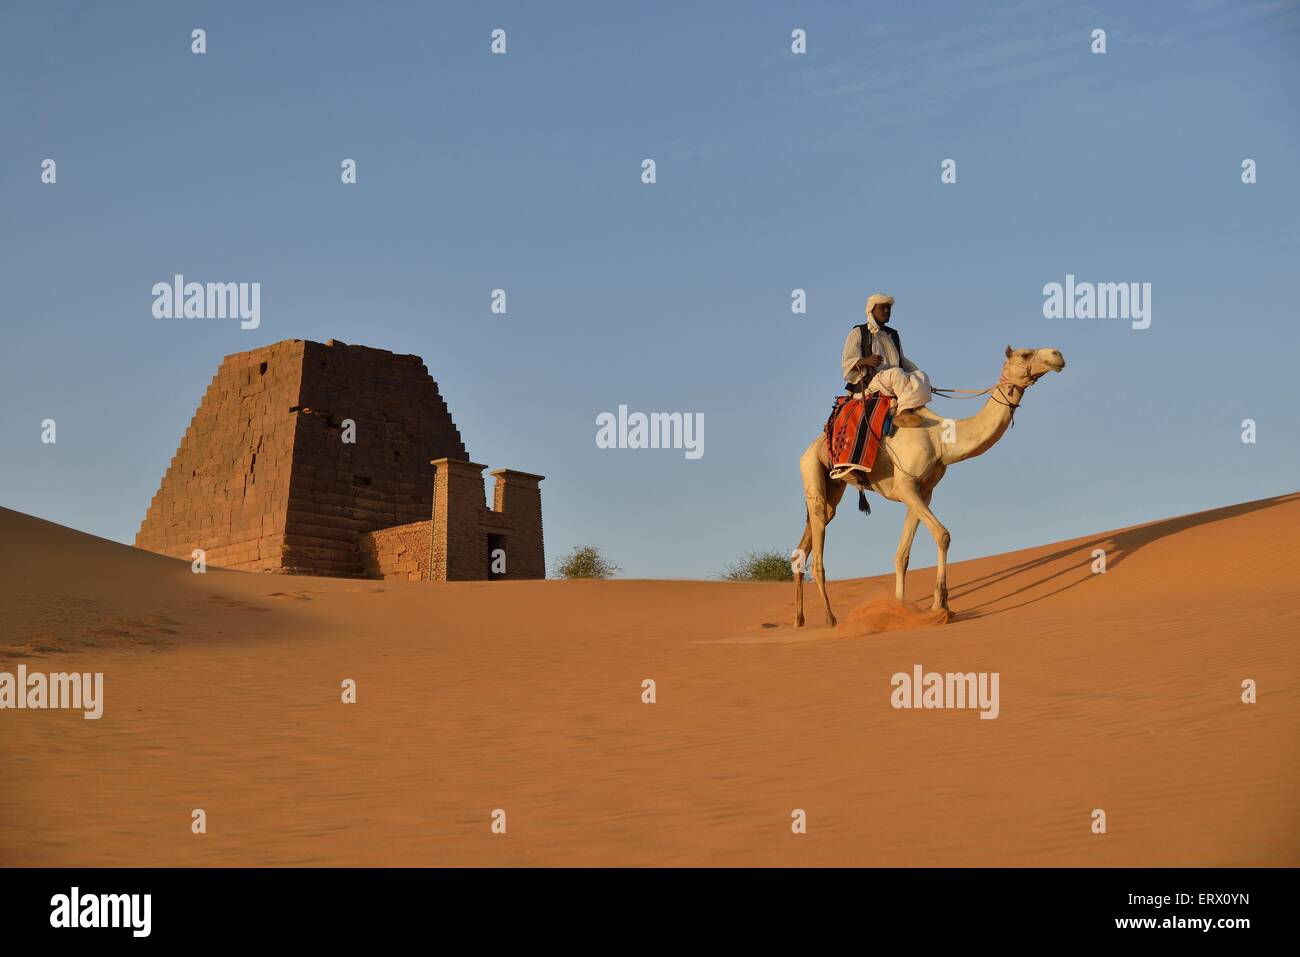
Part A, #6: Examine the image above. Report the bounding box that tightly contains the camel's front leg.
[894,508,921,600]
[895,484,951,613]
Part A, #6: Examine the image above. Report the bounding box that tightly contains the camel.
[794,345,1066,627]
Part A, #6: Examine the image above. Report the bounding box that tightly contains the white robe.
[840,325,932,411]
[866,366,933,412]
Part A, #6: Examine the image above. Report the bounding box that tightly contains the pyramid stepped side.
[279,339,468,576]
[137,338,472,577]
[135,339,306,571]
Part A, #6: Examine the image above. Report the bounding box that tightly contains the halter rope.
[855,376,1030,483]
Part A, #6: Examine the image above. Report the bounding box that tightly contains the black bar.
[0,867,1286,943]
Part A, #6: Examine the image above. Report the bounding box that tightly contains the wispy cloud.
[776,0,1298,122]
[775,0,1097,122]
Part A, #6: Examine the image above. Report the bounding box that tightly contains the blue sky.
[2,0,1297,578]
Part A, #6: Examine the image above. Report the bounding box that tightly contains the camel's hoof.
[826,615,838,628]
[794,616,804,628]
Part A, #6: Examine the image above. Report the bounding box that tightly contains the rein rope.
[856,377,1030,484]
[933,376,1025,425]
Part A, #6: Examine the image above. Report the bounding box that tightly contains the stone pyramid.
[135,338,468,576]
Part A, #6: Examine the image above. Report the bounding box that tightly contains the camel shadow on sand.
[946,493,1299,621]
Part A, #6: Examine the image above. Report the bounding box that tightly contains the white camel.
[794,346,1066,627]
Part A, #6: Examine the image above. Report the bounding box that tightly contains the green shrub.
[554,544,621,580]
[719,548,794,582]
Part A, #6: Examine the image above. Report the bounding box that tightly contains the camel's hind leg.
[796,441,845,627]
[793,519,812,627]
[807,506,837,626]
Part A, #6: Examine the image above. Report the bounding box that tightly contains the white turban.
[864,293,895,333]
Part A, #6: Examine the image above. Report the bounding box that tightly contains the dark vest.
[847,323,902,391]
[856,323,900,358]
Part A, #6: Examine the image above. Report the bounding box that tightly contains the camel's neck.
[940,384,1022,466]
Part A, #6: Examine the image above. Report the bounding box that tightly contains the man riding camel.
[841,292,932,428]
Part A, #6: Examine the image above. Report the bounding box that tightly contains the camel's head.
[1001,346,1066,388]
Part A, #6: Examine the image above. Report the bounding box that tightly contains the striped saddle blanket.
[825,394,893,479]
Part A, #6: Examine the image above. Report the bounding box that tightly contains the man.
[841,292,932,428]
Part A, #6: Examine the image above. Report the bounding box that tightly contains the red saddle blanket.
[825,394,893,473]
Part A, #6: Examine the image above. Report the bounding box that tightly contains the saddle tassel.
[858,488,870,515]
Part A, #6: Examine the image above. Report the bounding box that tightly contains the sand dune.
[1,496,1297,866]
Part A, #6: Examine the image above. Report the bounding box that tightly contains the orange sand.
[1,494,1297,866]
[835,595,951,636]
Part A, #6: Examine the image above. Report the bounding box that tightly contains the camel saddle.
[825,393,893,485]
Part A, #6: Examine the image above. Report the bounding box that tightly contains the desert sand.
[1,494,1297,866]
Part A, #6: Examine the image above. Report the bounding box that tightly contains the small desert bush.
[554,544,621,580]
[719,548,793,582]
